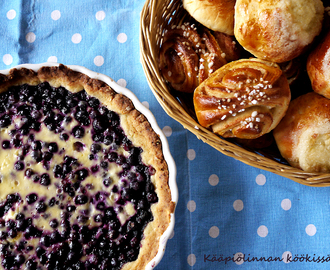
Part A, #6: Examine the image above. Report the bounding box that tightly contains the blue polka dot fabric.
[1,1,330,270]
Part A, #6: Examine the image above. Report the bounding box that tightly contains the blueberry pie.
[0,64,175,269]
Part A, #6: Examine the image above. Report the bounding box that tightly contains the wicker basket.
[139,0,330,186]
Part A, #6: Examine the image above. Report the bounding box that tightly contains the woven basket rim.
[139,0,330,186]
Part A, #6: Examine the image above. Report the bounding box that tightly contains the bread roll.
[193,58,291,139]
[307,30,330,99]
[183,0,236,35]
[159,23,240,93]
[274,92,330,173]
[234,0,324,63]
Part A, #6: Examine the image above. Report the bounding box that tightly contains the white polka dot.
[168,230,174,239]
[94,55,104,67]
[187,254,196,266]
[282,251,292,263]
[72,33,82,44]
[26,32,36,43]
[209,226,219,238]
[142,101,149,109]
[256,174,266,185]
[117,33,127,43]
[3,54,13,65]
[187,149,196,160]
[305,224,316,236]
[234,252,244,265]
[233,200,244,212]
[51,10,61,20]
[116,78,127,88]
[281,199,291,211]
[47,56,58,63]
[162,126,172,137]
[96,10,106,21]
[7,9,16,20]
[187,200,196,212]
[208,174,219,186]
[257,225,268,237]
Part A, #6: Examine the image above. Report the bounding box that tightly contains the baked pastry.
[234,0,324,63]
[307,30,330,99]
[0,64,175,269]
[193,58,291,139]
[182,0,236,35]
[159,22,240,93]
[273,92,330,173]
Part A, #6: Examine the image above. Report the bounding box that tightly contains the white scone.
[274,92,330,173]
[183,0,236,35]
[234,0,324,63]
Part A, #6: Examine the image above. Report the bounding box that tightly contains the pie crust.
[0,64,175,269]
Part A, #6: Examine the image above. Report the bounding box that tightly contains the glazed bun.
[274,92,330,173]
[234,0,324,63]
[307,30,330,99]
[193,58,291,139]
[182,0,236,35]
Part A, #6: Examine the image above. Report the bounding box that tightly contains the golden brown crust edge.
[0,64,175,270]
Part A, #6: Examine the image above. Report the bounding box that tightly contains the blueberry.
[107,152,118,162]
[75,195,88,205]
[49,230,61,244]
[0,114,11,128]
[73,141,84,152]
[40,173,51,186]
[94,214,103,223]
[11,137,22,148]
[15,213,25,220]
[40,235,51,247]
[8,228,17,238]
[31,150,42,162]
[96,202,105,211]
[91,165,99,173]
[25,259,37,270]
[88,97,100,109]
[90,143,102,154]
[74,110,90,126]
[49,219,59,228]
[100,161,108,169]
[16,219,27,231]
[76,168,89,181]
[49,197,56,207]
[92,133,104,142]
[2,140,11,149]
[103,135,113,145]
[72,125,85,138]
[42,151,53,161]
[48,142,58,153]
[36,201,47,213]
[32,174,40,183]
[60,133,69,141]
[14,161,25,171]
[62,164,72,175]
[31,110,42,120]
[53,164,63,177]
[0,231,8,240]
[66,205,76,212]
[103,178,112,187]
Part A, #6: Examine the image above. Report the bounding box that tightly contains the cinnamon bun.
[193,58,291,139]
[159,23,240,93]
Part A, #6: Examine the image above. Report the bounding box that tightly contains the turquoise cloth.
[0,1,330,269]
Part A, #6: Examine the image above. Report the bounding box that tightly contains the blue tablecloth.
[1,1,330,269]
